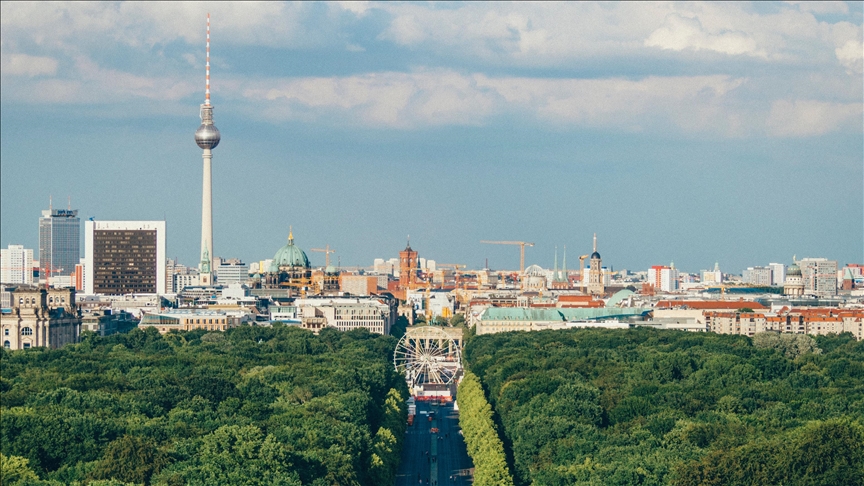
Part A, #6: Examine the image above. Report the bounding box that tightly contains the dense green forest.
[0,325,407,486]
[464,328,864,486]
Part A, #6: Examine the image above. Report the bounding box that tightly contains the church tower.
[399,237,418,290]
[587,233,605,295]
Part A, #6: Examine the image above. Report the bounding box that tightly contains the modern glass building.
[38,209,80,279]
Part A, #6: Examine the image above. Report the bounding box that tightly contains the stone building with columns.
[1,286,80,350]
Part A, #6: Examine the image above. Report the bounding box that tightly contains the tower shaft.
[201,148,213,274]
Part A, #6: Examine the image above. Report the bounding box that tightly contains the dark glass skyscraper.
[38,208,80,280]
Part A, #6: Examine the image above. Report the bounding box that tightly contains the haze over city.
[1,1,861,272]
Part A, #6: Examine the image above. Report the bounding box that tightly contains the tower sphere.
[195,123,221,149]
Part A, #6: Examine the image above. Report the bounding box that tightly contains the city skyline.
[1,2,861,272]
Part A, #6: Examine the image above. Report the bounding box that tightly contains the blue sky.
[1,1,862,273]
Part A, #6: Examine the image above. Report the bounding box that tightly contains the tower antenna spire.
[205,12,211,105]
[593,233,597,252]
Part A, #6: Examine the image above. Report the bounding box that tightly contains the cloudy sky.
[1,1,861,273]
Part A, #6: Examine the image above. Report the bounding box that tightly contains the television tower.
[194,13,220,285]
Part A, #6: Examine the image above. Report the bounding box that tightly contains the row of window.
[3,341,31,349]
[3,327,33,336]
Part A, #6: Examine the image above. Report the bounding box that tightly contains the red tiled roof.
[656,300,765,310]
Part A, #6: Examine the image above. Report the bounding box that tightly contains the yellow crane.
[480,240,534,274]
[578,254,590,292]
[310,245,335,268]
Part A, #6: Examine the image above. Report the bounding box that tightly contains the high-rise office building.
[1,244,34,285]
[38,207,80,280]
[84,221,167,295]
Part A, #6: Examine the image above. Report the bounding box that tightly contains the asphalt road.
[395,401,474,486]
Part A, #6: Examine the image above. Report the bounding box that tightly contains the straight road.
[395,400,474,486]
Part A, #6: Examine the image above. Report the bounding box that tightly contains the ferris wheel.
[393,326,462,387]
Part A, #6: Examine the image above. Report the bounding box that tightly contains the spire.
[593,233,597,252]
[205,13,211,105]
[562,245,567,278]
[49,195,53,212]
[288,226,294,244]
[67,196,71,210]
[553,246,559,281]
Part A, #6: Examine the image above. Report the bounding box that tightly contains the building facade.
[39,208,80,281]
[1,245,34,285]
[216,259,249,284]
[649,265,679,292]
[1,286,80,350]
[84,221,167,295]
[295,297,393,335]
[742,266,772,286]
[798,258,838,296]
[139,309,248,334]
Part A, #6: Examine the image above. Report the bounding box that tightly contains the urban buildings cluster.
[2,16,861,352]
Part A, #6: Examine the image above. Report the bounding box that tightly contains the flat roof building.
[84,221,167,295]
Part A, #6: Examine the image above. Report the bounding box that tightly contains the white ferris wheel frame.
[393,326,462,386]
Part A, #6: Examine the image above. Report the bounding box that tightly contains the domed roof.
[325,264,338,275]
[269,231,309,272]
[787,263,802,276]
[524,264,545,276]
[591,251,601,260]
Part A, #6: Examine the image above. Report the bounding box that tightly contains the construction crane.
[310,245,335,268]
[578,254,590,292]
[480,241,534,274]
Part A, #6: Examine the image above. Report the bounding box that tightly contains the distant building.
[1,245,34,285]
[587,234,604,296]
[742,266,772,286]
[399,241,419,289]
[768,263,786,285]
[798,257,838,296]
[700,263,722,284]
[264,230,311,292]
[295,297,394,335]
[649,264,679,292]
[139,309,249,334]
[216,258,249,284]
[1,286,80,350]
[84,221,167,295]
[340,275,381,296]
[783,261,805,296]
[39,207,80,281]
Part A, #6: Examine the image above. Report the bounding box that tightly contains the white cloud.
[645,13,764,57]
[786,1,850,15]
[766,99,862,137]
[0,53,58,76]
[835,39,864,74]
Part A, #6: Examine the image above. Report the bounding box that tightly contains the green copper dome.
[269,230,310,272]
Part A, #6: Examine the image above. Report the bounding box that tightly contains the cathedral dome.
[591,251,601,260]
[269,232,310,272]
[524,264,545,276]
[787,263,802,276]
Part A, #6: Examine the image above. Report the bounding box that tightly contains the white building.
[216,259,249,284]
[742,266,772,286]
[769,263,786,286]
[700,263,722,284]
[649,265,679,292]
[84,221,167,295]
[1,245,34,285]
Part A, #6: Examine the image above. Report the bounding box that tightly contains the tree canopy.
[463,328,864,486]
[0,326,407,486]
